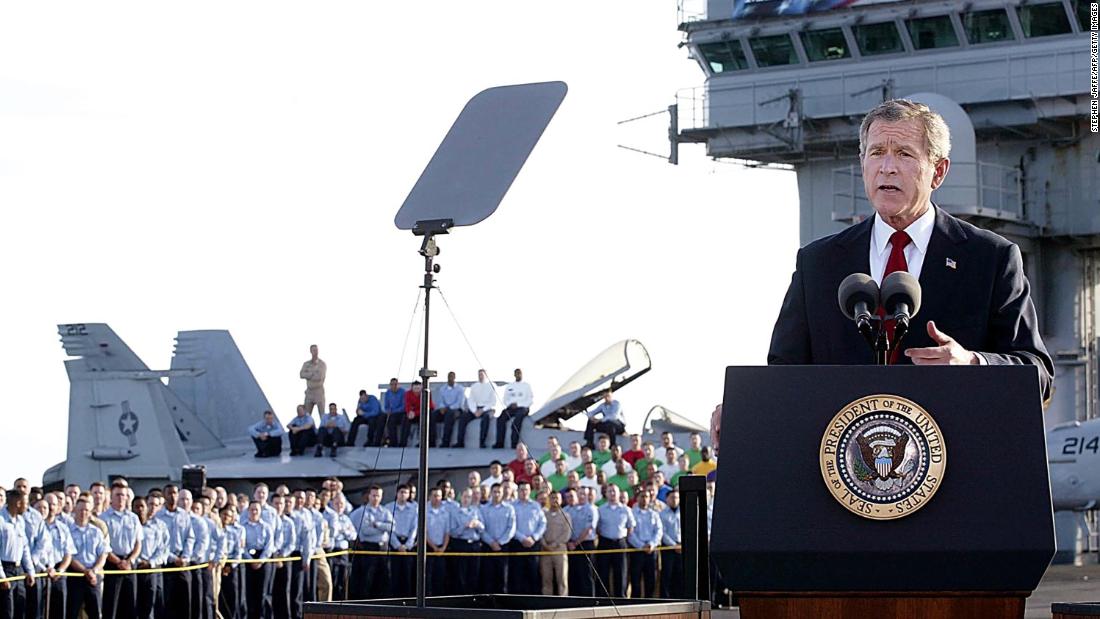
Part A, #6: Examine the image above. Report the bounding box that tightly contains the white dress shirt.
[869,204,936,285]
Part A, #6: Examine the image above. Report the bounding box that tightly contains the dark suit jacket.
[767,206,1054,400]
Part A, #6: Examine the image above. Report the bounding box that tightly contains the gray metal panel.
[168,330,274,441]
[394,81,567,230]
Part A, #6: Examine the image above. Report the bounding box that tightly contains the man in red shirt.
[400,381,435,447]
[507,443,530,480]
[622,434,644,468]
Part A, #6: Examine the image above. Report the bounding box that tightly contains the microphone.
[880,271,922,331]
[838,273,880,332]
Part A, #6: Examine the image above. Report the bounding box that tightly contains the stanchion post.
[678,474,710,602]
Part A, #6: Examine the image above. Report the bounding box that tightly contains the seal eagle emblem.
[819,394,946,520]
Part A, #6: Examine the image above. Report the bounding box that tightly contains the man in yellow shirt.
[691,446,717,478]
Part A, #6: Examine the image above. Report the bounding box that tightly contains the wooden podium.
[714,366,1055,619]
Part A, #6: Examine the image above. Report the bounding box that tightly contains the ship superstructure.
[673,0,1096,562]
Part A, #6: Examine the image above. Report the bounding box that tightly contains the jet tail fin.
[52,323,225,491]
[168,330,274,442]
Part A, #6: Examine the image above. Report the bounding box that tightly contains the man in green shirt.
[633,442,660,482]
[546,459,570,493]
[592,435,613,468]
[685,432,704,468]
[669,453,693,488]
[607,460,632,497]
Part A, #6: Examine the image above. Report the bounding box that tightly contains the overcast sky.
[0,2,799,486]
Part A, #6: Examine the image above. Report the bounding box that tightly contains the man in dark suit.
[767,99,1053,400]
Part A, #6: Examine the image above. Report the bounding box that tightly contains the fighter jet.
[44,323,706,494]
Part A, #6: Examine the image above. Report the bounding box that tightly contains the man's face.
[861,117,948,228]
[412,383,422,394]
[272,496,286,514]
[179,490,193,512]
[164,486,179,508]
[468,472,480,487]
[46,494,61,519]
[368,489,382,507]
[491,486,503,504]
[667,491,680,509]
[644,444,655,459]
[604,391,613,404]
[584,463,596,478]
[478,369,487,383]
[13,479,28,496]
[518,484,531,502]
[254,485,269,504]
[447,372,455,386]
[396,488,409,504]
[514,369,523,382]
[611,445,623,459]
[516,444,528,460]
[662,434,673,447]
[598,437,610,452]
[151,496,164,513]
[110,487,127,511]
[430,490,442,507]
[569,442,581,457]
[690,434,702,449]
[297,406,307,418]
[606,485,619,504]
[637,491,650,509]
[555,460,568,475]
[74,501,90,525]
[91,485,107,508]
[390,379,399,391]
[248,503,261,522]
[33,500,48,519]
[293,492,306,510]
[490,463,501,477]
[133,499,148,522]
[264,412,275,425]
[328,404,337,415]
[65,485,80,503]
[310,345,319,359]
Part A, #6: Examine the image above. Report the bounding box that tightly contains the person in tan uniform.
[300,345,327,416]
[540,490,571,596]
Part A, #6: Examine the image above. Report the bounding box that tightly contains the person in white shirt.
[464,369,498,449]
[659,447,682,484]
[563,441,583,473]
[480,461,504,489]
[493,368,533,450]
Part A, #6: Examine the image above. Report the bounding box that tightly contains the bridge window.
[1017,2,1073,37]
[749,34,799,67]
[801,27,851,61]
[1071,0,1092,31]
[963,9,1015,43]
[853,21,904,56]
[906,15,960,50]
[697,41,750,73]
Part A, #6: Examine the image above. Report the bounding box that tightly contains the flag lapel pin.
[946,258,957,270]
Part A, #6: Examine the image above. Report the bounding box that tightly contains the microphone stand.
[858,317,890,366]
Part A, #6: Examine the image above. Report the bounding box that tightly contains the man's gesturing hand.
[904,321,979,365]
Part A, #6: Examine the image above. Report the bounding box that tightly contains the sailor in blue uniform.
[347,488,391,600]
[478,484,515,594]
[101,482,142,619]
[595,485,634,598]
[68,499,108,619]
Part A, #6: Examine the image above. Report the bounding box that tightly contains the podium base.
[737,591,1027,619]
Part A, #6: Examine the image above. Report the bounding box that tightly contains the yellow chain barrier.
[2,545,677,584]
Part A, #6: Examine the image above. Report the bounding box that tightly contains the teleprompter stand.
[306,79,713,619]
[712,365,1055,619]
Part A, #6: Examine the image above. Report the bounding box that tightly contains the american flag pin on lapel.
[946,258,957,270]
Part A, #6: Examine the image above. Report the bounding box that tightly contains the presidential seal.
[819,394,946,520]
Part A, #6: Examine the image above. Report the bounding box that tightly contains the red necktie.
[883,230,911,364]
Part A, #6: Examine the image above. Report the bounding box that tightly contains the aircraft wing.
[529,339,651,428]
